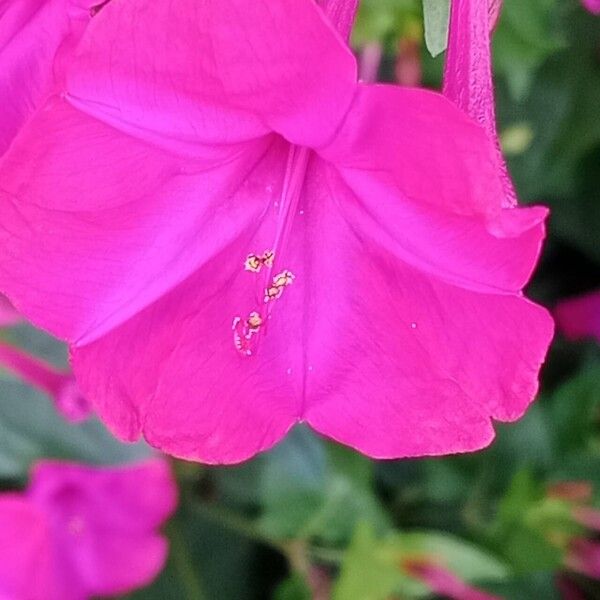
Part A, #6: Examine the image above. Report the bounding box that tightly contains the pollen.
[264,270,295,303]
[232,311,265,357]
[244,250,275,273]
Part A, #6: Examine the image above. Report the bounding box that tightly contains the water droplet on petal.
[411,322,418,329]
[286,367,293,375]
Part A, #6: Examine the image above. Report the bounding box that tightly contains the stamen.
[244,250,275,273]
[264,270,295,303]
[232,146,310,357]
[232,311,264,357]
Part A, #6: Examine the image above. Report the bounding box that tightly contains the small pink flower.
[0,0,553,463]
[0,458,177,600]
[566,539,600,579]
[555,290,600,343]
[0,340,91,421]
[582,0,600,15]
[405,559,501,600]
[0,0,100,157]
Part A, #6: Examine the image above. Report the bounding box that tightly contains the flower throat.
[232,0,359,357]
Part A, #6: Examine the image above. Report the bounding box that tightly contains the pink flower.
[0,340,91,421]
[0,458,177,600]
[0,0,100,156]
[582,0,600,15]
[555,290,600,343]
[0,0,553,463]
[566,539,600,579]
[405,559,501,600]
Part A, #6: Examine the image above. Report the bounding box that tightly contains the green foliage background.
[1,0,599,598]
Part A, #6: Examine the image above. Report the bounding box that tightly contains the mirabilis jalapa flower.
[0,458,177,600]
[0,0,553,463]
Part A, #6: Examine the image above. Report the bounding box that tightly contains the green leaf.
[422,0,450,57]
[259,430,390,543]
[334,523,509,600]
[549,362,600,454]
[493,0,565,100]
[273,574,312,600]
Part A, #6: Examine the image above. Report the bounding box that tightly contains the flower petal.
[66,0,357,149]
[321,84,515,218]
[320,85,546,293]
[71,140,303,463]
[0,97,272,344]
[0,0,93,155]
[0,495,53,600]
[301,161,553,458]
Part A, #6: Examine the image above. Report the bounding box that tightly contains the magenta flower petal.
[582,0,600,15]
[0,98,273,344]
[0,0,95,156]
[66,0,357,149]
[71,143,301,462]
[320,85,548,290]
[27,458,177,598]
[555,290,600,343]
[0,340,91,421]
[0,495,53,599]
[302,162,551,457]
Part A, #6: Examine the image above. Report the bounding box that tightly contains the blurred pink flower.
[0,0,100,156]
[395,38,422,87]
[0,340,91,421]
[582,0,600,15]
[555,290,600,343]
[0,295,20,327]
[0,458,177,600]
[566,539,600,579]
[572,505,600,531]
[405,559,501,600]
[0,0,552,463]
[359,42,383,84]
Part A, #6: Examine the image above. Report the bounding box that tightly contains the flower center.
[233,145,310,357]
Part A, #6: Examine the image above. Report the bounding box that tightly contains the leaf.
[333,523,509,600]
[549,362,600,454]
[493,0,565,100]
[422,0,450,57]
[273,573,312,600]
[258,429,390,543]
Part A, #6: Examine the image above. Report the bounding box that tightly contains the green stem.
[168,520,208,600]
